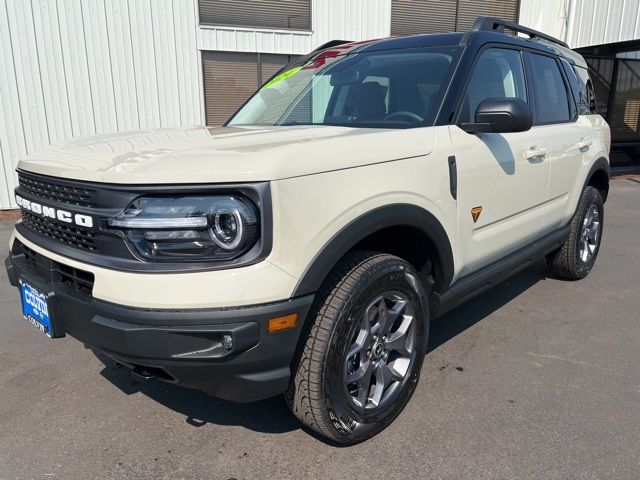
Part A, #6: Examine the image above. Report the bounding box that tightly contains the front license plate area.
[19,278,54,337]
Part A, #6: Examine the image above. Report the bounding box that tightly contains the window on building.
[199,0,311,30]
[202,51,295,126]
[459,48,527,123]
[390,0,520,36]
[528,53,572,124]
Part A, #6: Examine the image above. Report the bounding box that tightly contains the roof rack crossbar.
[473,16,569,49]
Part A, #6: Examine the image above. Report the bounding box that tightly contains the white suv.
[5,18,610,444]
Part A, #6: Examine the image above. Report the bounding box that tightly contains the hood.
[17,125,435,184]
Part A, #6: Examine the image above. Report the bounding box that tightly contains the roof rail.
[473,16,569,49]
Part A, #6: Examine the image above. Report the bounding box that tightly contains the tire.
[548,186,604,280]
[286,251,429,444]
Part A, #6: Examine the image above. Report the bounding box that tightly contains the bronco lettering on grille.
[15,194,94,229]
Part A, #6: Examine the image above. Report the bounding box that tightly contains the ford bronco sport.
[5,18,610,444]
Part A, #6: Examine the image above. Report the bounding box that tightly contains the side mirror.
[460,97,533,134]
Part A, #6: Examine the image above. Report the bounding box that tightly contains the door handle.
[525,146,548,162]
[576,137,593,150]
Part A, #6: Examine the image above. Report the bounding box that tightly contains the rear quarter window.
[573,64,597,114]
[560,59,590,115]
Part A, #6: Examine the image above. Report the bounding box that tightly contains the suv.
[5,18,610,444]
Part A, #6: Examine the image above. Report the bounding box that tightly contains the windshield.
[227,46,459,128]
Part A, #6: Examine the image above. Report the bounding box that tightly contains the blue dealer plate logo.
[19,279,53,337]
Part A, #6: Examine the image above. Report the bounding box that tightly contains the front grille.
[18,171,97,207]
[21,243,95,296]
[21,211,97,252]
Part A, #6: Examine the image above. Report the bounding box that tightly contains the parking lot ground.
[1,177,639,480]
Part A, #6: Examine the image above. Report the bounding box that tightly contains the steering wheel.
[384,111,424,123]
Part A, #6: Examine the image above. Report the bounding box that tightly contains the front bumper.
[5,242,314,402]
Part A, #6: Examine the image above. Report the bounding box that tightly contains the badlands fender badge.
[471,206,482,223]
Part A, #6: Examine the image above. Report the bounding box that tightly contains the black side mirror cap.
[460,97,533,134]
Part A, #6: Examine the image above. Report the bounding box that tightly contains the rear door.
[524,51,591,232]
[451,46,550,277]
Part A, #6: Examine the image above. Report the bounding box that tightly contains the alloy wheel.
[344,291,417,411]
[579,202,601,263]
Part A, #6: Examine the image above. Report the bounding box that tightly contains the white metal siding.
[567,0,640,48]
[0,0,202,209]
[519,0,640,48]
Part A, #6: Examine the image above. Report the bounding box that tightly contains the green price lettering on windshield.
[261,67,302,90]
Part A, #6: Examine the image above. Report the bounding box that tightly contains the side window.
[527,53,572,124]
[460,48,527,123]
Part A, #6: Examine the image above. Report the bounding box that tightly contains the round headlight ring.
[210,208,244,250]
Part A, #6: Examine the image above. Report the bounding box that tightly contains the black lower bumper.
[5,243,314,403]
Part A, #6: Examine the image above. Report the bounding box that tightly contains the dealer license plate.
[19,279,53,337]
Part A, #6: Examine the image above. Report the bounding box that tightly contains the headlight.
[107,195,259,262]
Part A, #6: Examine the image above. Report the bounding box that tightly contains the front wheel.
[286,252,429,444]
[548,186,604,280]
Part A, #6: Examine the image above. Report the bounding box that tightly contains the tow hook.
[130,366,158,382]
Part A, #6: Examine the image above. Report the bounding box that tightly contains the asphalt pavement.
[0,177,639,480]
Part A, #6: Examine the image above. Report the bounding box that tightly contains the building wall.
[519,0,640,48]
[0,0,202,209]
[0,0,391,209]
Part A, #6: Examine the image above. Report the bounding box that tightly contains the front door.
[451,47,550,277]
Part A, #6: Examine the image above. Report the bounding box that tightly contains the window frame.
[524,50,578,126]
[453,43,532,126]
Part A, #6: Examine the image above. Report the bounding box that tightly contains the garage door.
[202,51,293,126]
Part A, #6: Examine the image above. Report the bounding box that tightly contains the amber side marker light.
[268,313,298,333]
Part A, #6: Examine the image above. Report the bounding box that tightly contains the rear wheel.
[286,251,428,444]
[548,186,604,280]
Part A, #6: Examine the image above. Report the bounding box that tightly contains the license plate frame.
[19,278,54,338]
